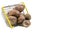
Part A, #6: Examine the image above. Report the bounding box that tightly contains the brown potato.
[8,9,20,17]
[25,14,31,20]
[15,4,25,12]
[22,20,31,27]
[18,14,25,24]
[8,16,17,26]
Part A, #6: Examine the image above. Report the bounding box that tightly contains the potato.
[15,4,25,12]
[8,9,20,17]
[8,16,17,26]
[25,14,31,20]
[22,20,31,27]
[18,14,25,24]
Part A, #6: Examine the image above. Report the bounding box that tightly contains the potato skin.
[8,9,20,17]
[15,4,25,12]
[8,16,17,26]
[22,20,31,27]
[18,14,25,24]
[25,14,31,20]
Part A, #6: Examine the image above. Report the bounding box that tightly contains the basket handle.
[21,2,29,14]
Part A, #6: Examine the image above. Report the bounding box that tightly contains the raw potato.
[22,20,31,27]
[18,14,25,24]
[25,14,31,20]
[8,9,20,17]
[15,4,25,12]
[8,16,17,26]
[6,4,31,27]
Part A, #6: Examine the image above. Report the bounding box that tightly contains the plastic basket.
[2,2,29,28]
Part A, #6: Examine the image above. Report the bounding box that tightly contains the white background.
[0,0,60,40]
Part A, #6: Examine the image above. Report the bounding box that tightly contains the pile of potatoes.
[7,4,31,27]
